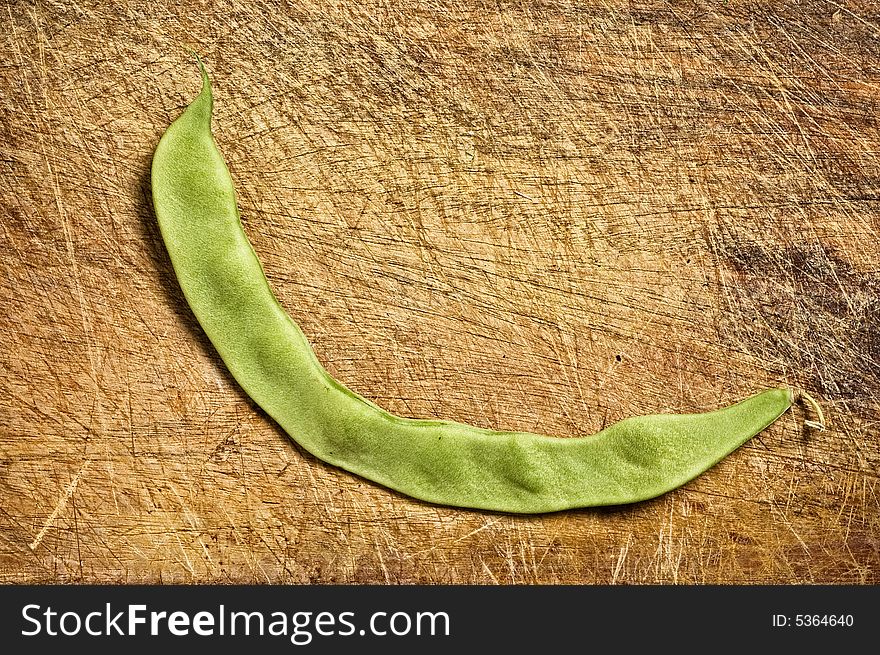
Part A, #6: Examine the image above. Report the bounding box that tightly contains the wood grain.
[1,0,877,584]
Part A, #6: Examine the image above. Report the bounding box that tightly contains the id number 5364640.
[772,614,854,628]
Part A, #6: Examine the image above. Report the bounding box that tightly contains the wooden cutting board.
[1,0,877,584]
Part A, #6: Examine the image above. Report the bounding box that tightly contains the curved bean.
[150,60,792,513]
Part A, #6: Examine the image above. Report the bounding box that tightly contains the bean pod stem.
[151,60,792,513]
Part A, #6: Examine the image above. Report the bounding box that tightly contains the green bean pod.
[150,61,792,513]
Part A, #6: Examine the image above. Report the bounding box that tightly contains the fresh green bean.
[150,60,792,513]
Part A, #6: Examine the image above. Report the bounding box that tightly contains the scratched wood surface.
[1,0,878,584]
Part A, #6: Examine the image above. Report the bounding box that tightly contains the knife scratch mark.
[29,461,90,551]
[480,559,500,585]
[611,533,632,584]
[402,516,502,559]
